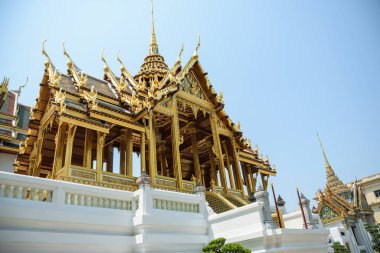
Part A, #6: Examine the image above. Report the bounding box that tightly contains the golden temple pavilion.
[14,3,276,210]
[315,136,374,225]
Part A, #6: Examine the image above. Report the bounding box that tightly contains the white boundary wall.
[0,172,329,253]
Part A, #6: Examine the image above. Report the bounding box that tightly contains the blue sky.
[1,0,379,210]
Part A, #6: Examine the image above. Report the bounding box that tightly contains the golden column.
[261,173,269,191]
[171,97,182,189]
[83,129,93,169]
[251,167,258,193]
[158,140,167,176]
[32,128,47,176]
[140,131,146,173]
[126,129,133,176]
[106,144,113,173]
[188,125,201,182]
[230,138,244,191]
[242,163,252,196]
[120,129,127,175]
[222,141,235,189]
[148,113,157,183]
[96,131,106,181]
[52,122,66,178]
[210,111,228,192]
[64,124,77,175]
[206,137,218,186]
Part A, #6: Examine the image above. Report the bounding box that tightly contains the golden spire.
[101,48,109,71]
[42,39,51,65]
[176,43,184,63]
[62,41,74,68]
[192,33,200,58]
[149,0,159,55]
[317,133,331,170]
[317,133,349,193]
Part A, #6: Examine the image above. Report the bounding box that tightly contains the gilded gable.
[179,72,207,101]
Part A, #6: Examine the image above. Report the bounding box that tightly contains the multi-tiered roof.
[315,135,373,224]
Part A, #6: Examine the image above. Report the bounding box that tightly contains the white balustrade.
[0,172,134,211]
[64,192,132,210]
[153,198,200,213]
[0,182,53,202]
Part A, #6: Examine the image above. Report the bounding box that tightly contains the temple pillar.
[83,129,93,169]
[261,173,269,191]
[33,128,47,177]
[222,141,235,189]
[242,163,252,196]
[148,114,157,183]
[247,165,255,193]
[52,122,66,178]
[171,98,182,189]
[96,131,106,181]
[210,111,228,192]
[158,140,166,176]
[120,129,127,175]
[230,138,244,191]
[201,166,205,186]
[206,137,217,186]
[63,124,77,175]
[126,129,133,176]
[106,144,113,173]
[189,126,201,182]
[140,131,146,173]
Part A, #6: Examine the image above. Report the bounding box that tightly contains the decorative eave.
[0,77,9,108]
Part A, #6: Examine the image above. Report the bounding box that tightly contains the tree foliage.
[332,242,348,253]
[202,238,250,253]
[364,222,380,252]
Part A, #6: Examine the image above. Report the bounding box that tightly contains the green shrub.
[221,243,251,253]
[332,242,348,253]
[202,238,250,253]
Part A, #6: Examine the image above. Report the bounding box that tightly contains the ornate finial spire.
[193,33,200,58]
[317,133,331,170]
[42,39,51,65]
[101,48,109,70]
[317,133,349,193]
[62,41,74,67]
[16,77,28,94]
[149,0,159,55]
[176,43,184,63]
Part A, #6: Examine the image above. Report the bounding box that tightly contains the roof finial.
[149,0,159,55]
[317,133,332,171]
[193,33,200,58]
[42,39,51,65]
[16,77,28,94]
[101,48,111,72]
[62,41,73,66]
[176,43,184,63]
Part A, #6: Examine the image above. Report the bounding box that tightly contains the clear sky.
[1,0,379,210]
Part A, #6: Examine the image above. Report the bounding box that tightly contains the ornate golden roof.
[134,0,169,84]
[316,135,374,224]
[317,134,349,194]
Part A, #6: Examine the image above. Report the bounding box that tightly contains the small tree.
[332,242,348,253]
[202,238,251,253]
[221,243,251,253]
[364,223,380,252]
[202,238,226,253]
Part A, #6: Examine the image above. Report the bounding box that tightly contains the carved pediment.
[179,72,208,101]
[320,204,340,223]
